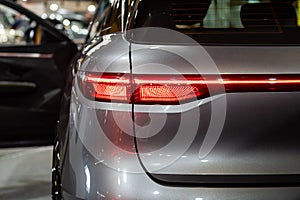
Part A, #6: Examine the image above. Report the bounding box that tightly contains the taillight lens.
[78,72,300,104]
[78,72,210,104]
[132,75,209,104]
[80,73,131,102]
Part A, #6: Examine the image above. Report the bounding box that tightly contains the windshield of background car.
[127,0,300,45]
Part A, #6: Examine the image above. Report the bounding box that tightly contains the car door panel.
[0,0,77,146]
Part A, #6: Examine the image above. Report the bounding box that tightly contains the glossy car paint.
[52,0,300,199]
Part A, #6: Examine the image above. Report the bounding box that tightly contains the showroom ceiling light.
[88,4,96,13]
[50,3,59,12]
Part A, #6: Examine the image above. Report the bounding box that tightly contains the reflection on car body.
[52,0,300,199]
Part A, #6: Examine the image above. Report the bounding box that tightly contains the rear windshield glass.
[128,0,300,45]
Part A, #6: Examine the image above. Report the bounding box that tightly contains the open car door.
[0,0,78,146]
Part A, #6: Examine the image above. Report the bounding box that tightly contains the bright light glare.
[123,172,127,183]
[71,24,80,33]
[56,14,63,21]
[9,29,15,35]
[82,29,89,35]
[49,13,56,20]
[63,19,70,26]
[153,191,160,195]
[49,3,59,11]
[88,4,96,12]
[84,166,90,193]
[41,13,47,19]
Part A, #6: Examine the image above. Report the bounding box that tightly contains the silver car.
[52,0,300,199]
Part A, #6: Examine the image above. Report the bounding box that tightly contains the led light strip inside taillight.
[78,72,300,104]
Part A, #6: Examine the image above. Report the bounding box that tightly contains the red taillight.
[78,73,300,104]
[79,73,209,104]
[137,85,199,102]
[80,73,131,102]
[132,75,209,104]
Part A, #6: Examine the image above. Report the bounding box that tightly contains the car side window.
[0,4,48,45]
[88,0,122,39]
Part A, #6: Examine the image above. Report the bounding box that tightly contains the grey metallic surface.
[206,46,300,74]
[128,41,300,176]
[130,44,300,74]
[79,34,130,73]
[59,30,300,198]
[68,86,142,173]
[56,14,300,198]
[135,92,300,174]
[61,135,300,200]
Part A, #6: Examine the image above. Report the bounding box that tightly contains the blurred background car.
[42,9,91,45]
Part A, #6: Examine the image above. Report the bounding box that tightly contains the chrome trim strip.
[0,81,36,88]
[0,52,53,58]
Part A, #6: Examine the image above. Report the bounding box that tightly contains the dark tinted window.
[89,0,122,39]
